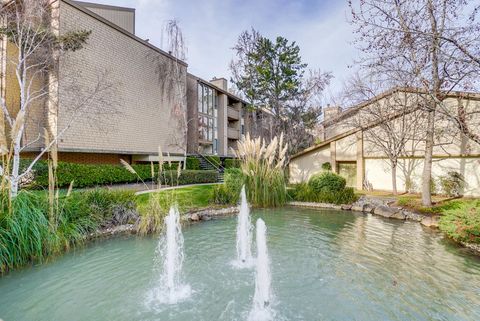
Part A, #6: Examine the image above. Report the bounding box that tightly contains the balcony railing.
[227,107,240,120]
[227,127,240,139]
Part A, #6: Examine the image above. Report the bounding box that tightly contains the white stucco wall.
[365,157,480,196]
[289,144,330,183]
[336,134,357,161]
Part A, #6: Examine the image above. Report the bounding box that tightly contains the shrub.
[160,170,218,186]
[20,160,211,189]
[76,189,137,226]
[224,168,244,192]
[185,157,201,170]
[224,158,241,169]
[204,155,221,167]
[439,171,465,197]
[212,184,232,205]
[317,187,358,205]
[288,183,316,202]
[289,183,357,205]
[213,168,244,205]
[321,162,332,171]
[439,200,480,244]
[308,172,346,193]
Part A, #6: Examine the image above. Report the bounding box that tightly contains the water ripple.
[1,208,479,321]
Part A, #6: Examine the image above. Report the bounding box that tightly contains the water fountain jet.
[233,186,253,268]
[249,218,274,321]
[149,205,191,305]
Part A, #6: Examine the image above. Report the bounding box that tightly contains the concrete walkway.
[135,182,221,196]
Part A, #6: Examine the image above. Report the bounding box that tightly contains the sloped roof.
[291,87,480,160]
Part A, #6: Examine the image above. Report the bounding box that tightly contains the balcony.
[227,127,240,139]
[227,106,240,120]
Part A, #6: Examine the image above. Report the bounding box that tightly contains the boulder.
[190,213,200,221]
[403,211,424,222]
[390,211,407,220]
[341,204,352,211]
[201,215,212,221]
[373,205,400,218]
[351,205,365,212]
[363,204,376,214]
[421,216,440,228]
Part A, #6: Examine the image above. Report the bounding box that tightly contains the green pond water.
[1,207,480,321]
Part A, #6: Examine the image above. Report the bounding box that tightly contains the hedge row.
[288,182,358,205]
[204,156,221,167]
[185,157,201,170]
[160,170,218,186]
[20,160,218,188]
[224,159,241,169]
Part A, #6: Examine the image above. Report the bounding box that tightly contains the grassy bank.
[438,199,480,244]
[0,184,219,274]
[391,195,480,245]
[136,184,217,213]
[135,184,219,235]
[0,189,137,274]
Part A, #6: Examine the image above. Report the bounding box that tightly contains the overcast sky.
[89,0,359,102]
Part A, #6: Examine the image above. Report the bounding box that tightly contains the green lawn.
[395,195,477,215]
[135,184,217,214]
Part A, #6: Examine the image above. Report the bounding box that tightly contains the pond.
[1,207,479,321]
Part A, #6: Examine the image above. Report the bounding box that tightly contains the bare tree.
[152,19,188,168]
[284,69,332,154]
[349,0,478,205]
[0,0,115,198]
[343,77,426,194]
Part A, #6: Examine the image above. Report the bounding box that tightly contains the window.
[203,116,208,140]
[240,107,245,137]
[197,83,218,151]
[198,85,203,113]
[208,88,213,115]
[208,118,213,141]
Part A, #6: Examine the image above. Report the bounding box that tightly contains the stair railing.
[195,153,226,173]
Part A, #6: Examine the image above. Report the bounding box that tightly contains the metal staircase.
[192,154,225,182]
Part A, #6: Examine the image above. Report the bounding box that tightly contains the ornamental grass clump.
[233,133,288,207]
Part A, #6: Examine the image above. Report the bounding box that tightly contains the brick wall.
[22,151,130,164]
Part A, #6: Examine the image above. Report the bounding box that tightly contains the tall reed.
[234,133,288,207]
[0,190,99,274]
[136,146,183,235]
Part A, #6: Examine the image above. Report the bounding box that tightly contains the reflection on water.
[1,207,479,321]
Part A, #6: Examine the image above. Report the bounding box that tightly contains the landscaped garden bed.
[20,160,218,189]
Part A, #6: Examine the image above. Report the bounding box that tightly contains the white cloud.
[82,0,359,102]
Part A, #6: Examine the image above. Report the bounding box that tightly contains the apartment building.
[186,74,252,158]
[289,88,480,196]
[0,0,267,165]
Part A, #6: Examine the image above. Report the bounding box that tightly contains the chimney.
[210,77,228,91]
[323,105,342,122]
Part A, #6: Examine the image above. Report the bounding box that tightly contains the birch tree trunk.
[421,108,435,205]
[391,160,398,195]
